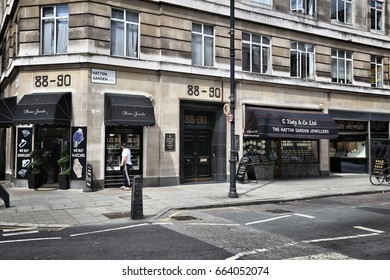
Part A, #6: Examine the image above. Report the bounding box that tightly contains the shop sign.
[244,107,339,140]
[165,133,176,151]
[336,120,367,132]
[16,127,33,179]
[91,69,116,84]
[71,127,87,180]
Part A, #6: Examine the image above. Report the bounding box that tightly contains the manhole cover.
[170,215,198,221]
[103,211,130,219]
[265,209,292,214]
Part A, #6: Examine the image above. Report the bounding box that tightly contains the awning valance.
[14,92,72,125]
[0,96,17,127]
[244,107,339,140]
[105,93,155,126]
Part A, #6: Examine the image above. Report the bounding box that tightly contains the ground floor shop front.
[2,68,390,188]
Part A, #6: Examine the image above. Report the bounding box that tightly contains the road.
[0,192,389,260]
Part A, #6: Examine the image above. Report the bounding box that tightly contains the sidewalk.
[1,174,389,228]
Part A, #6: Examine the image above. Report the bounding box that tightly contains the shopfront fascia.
[243,106,339,179]
[329,110,390,174]
[104,93,155,188]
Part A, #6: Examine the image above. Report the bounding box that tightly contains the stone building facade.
[1,0,390,188]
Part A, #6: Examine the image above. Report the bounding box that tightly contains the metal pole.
[228,0,238,198]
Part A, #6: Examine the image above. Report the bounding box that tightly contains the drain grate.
[170,215,198,221]
[265,209,292,214]
[103,211,130,219]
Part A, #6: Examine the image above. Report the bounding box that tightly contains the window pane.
[331,0,337,19]
[345,2,352,23]
[242,43,251,71]
[126,11,139,23]
[252,34,261,44]
[252,45,261,73]
[42,19,54,54]
[126,23,138,57]
[204,36,214,66]
[291,41,298,49]
[112,9,124,20]
[43,7,54,17]
[337,0,344,22]
[331,57,338,82]
[56,18,68,53]
[204,25,213,36]
[192,23,202,33]
[346,60,352,83]
[111,21,124,56]
[301,53,307,78]
[242,33,250,41]
[291,51,298,77]
[192,33,202,65]
[262,36,270,45]
[262,47,270,73]
[56,4,68,17]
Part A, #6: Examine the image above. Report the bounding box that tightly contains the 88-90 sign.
[35,75,72,88]
[187,85,222,98]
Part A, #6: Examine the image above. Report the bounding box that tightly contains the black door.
[184,129,211,182]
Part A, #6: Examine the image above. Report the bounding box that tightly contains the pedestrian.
[120,142,132,190]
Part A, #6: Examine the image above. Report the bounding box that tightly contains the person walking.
[120,142,132,190]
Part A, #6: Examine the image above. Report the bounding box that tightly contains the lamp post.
[228,0,238,198]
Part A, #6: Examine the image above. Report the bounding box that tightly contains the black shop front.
[242,107,339,179]
[13,92,72,187]
[104,93,155,188]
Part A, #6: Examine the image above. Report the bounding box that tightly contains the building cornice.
[2,53,390,98]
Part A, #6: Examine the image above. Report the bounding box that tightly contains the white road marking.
[2,230,39,237]
[302,233,379,243]
[69,223,149,237]
[0,237,61,244]
[245,215,292,225]
[3,227,38,232]
[226,248,269,260]
[294,213,315,219]
[302,226,384,244]
[187,223,240,226]
[353,226,384,234]
[380,202,390,206]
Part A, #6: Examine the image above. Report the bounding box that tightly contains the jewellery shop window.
[329,141,366,158]
[281,140,319,163]
[243,139,276,164]
[106,129,142,172]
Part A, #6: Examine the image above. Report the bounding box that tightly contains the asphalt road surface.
[0,192,389,260]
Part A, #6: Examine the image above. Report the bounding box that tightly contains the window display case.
[105,132,142,172]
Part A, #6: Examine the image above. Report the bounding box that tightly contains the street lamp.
[228,0,238,198]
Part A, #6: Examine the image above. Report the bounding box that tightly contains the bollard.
[131,175,143,219]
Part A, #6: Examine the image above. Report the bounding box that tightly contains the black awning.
[0,96,17,127]
[244,107,339,140]
[14,92,72,125]
[105,93,155,126]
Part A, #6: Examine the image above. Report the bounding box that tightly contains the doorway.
[184,129,211,182]
[37,126,70,186]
